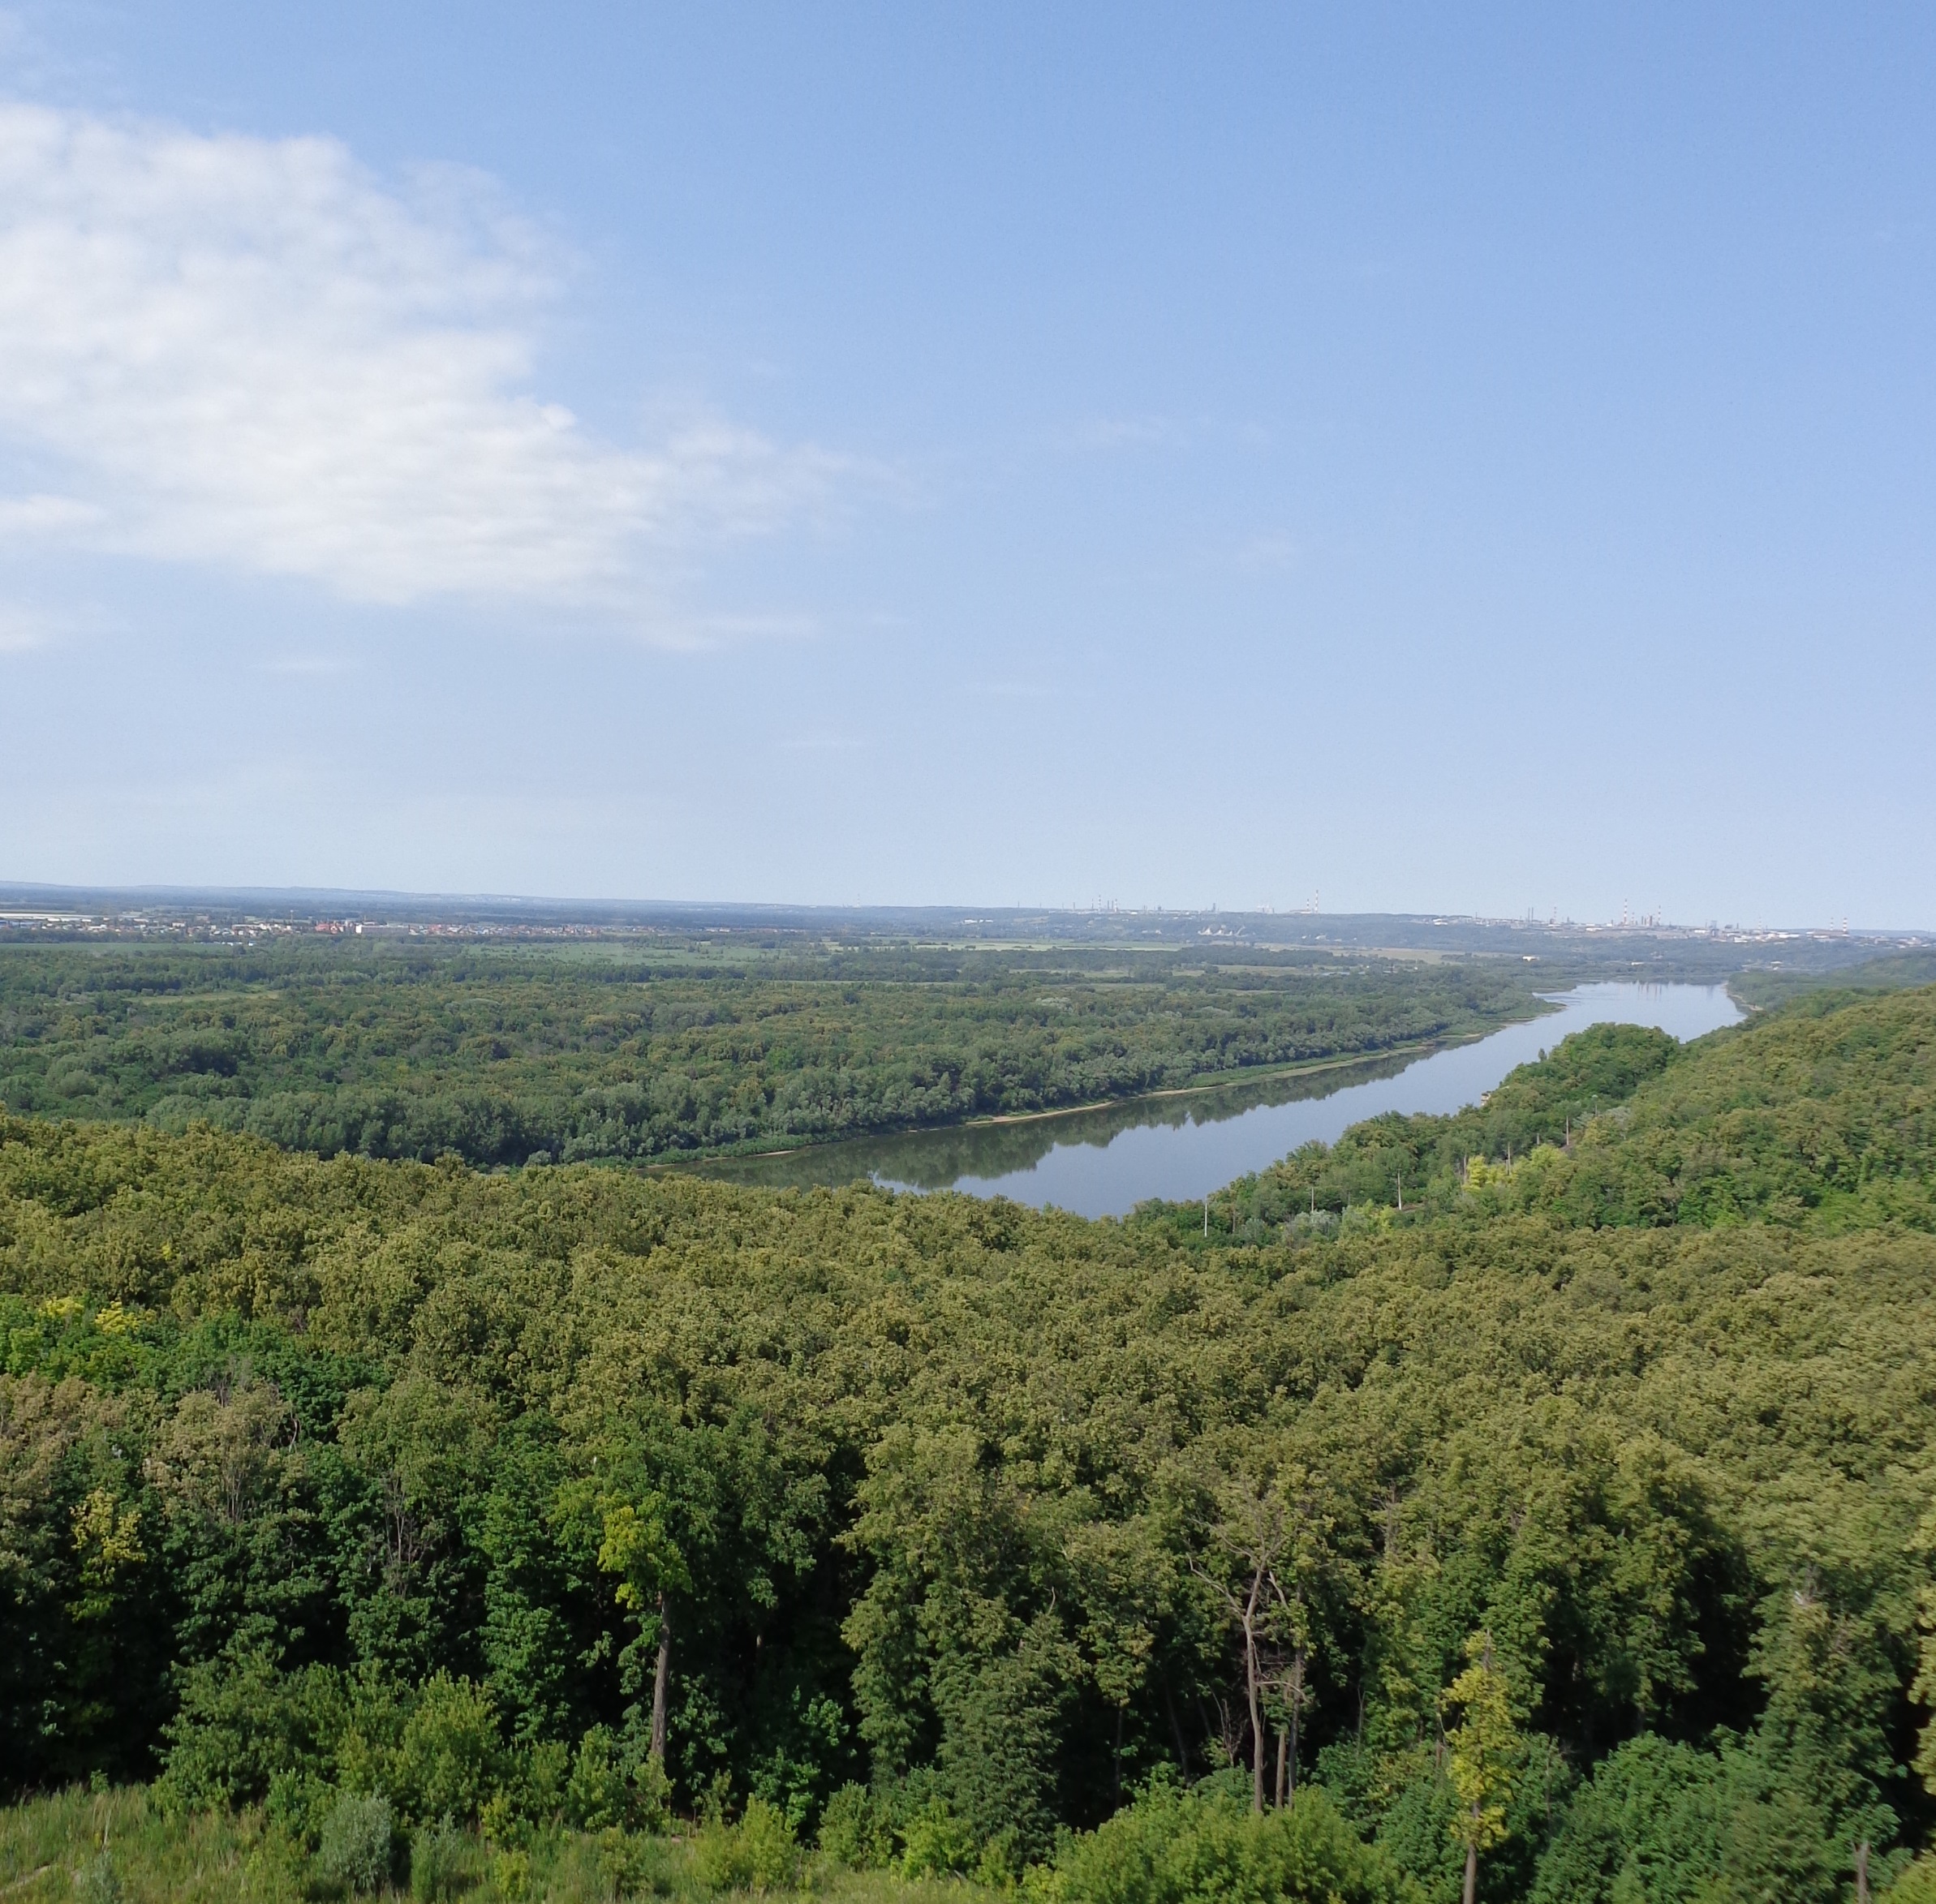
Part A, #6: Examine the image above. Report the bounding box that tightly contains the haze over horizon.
[1,4,1930,926]
[3,879,1922,943]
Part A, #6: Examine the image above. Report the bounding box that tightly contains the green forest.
[0,942,1544,1170]
[1188,987,1936,1240]
[3,978,1936,1899]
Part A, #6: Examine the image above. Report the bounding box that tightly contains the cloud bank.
[0,104,840,612]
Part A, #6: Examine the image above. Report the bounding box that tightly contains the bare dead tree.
[651,1591,672,1765]
[1192,1477,1296,1813]
[1203,1690,1248,1771]
[1276,1642,1308,1804]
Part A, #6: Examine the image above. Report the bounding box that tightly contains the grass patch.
[0,1789,1008,1904]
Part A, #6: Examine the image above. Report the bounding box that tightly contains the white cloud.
[256,654,356,677]
[0,104,845,613]
[658,610,822,651]
[0,596,114,651]
[1229,531,1300,570]
[0,606,45,651]
[1060,415,1179,453]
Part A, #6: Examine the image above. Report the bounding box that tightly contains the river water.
[688,982,1743,1218]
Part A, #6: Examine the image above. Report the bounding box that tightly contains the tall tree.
[1443,1631,1517,1904]
[1194,1475,1304,1814]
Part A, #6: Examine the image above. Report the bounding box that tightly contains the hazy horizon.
[2,879,1927,939]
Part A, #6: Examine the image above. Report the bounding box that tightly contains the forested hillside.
[2,986,1935,1901]
[0,942,1540,1168]
[1728,949,1936,1012]
[1195,985,1936,1240]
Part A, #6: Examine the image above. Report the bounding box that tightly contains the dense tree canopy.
[0,941,1543,1168]
[1185,986,1936,1243]
[2,983,1936,1899]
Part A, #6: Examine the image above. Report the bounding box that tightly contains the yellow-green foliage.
[1440,1635,1516,1859]
[1891,1853,1936,1901]
[1049,1782,1422,1904]
[693,1798,801,1893]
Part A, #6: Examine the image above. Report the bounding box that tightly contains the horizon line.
[0,880,1928,940]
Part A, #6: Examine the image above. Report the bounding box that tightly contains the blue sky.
[0,4,1930,925]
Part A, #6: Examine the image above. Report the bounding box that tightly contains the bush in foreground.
[693,1795,802,1893]
[1048,1781,1424,1904]
[317,1790,394,1895]
[0,1779,1033,1902]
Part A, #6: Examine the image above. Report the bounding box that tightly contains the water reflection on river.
[684,982,1743,1219]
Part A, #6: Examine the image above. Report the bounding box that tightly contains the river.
[686,982,1743,1218]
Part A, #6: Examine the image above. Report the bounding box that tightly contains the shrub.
[693,1818,743,1891]
[73,1852,122,1904]
[491,1846,532,1901]
[898,1798,979,1880]
[693,1796,801,1893]
[265,1769,340,1850]
[565,1726,630,1831]
[979,1830,1025,1890]
[631,1754,673,1835]
[1054,1781,1422,1904]
[738,1798,802,1893]
[818,1784,895,1870]
[601,1829,682,1897]
[156,1650,347,1814]
[484,1739,570,1845]
[392,1674,501,1826]
[318,1790,395,1896]
[410,1814,467,1902]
